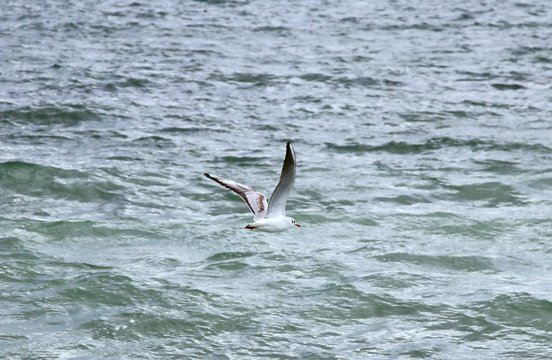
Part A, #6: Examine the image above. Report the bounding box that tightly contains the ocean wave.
[1,105,100,126]
[326,138,551,154]
[0,161,123,202]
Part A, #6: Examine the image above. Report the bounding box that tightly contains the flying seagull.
[204,142,300,232]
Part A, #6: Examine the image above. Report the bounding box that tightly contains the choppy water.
[2,0,552,358]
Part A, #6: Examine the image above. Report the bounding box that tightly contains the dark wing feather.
[204,173,267,221]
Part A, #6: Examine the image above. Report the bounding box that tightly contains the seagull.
[204,142,301,232]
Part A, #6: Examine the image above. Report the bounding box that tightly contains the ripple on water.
[158,126,229,134]
[470,293,552,332]
[472,159,524,175]
[424,292,552,353]
[103,77,150,91]
[0,237,43,283]
[301,283,438,322]
[326,138,552,155]
[0,105,100,126]
[440,182,528,207]
[374,253,496,273]
[55,272,164,307]
[206,251,255,261]
[131,135,176,148]
[202,250,255,271]
[0,161,124,203]
[21,220,164,245]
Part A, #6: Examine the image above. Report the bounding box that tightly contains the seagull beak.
[294,223,301,228]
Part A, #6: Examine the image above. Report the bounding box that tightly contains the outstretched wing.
[266,142,296,218]
[204,173,268,221]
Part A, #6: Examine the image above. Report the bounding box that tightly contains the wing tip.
[204,172,217,182]
[286,141,294,156]
[285,141,295,163]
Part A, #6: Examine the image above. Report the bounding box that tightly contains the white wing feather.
[266,142,296,218]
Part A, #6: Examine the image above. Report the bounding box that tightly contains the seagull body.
[204,142,300,232]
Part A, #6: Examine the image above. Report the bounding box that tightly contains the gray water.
[2,0,552,359]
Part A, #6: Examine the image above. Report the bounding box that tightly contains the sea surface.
[2,0,552,359]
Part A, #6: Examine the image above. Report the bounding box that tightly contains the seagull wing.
[266,142,296,218]
[204,173,268,221]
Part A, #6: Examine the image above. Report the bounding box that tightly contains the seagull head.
[290,217,301,228]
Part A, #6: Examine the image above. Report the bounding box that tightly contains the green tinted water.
[2,0,552,359]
